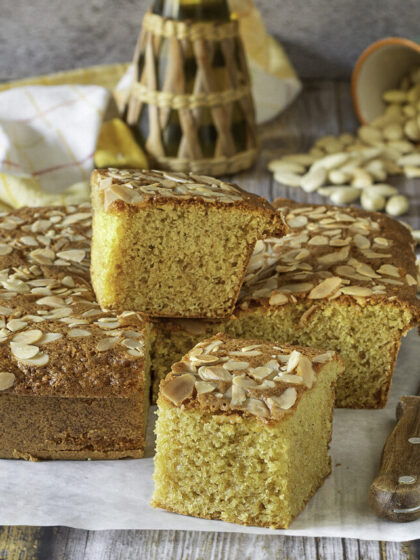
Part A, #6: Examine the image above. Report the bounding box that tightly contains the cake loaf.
[90,169,286,319]
[152,334,344,528]
[0,204,151,460]
[152,201,420,408]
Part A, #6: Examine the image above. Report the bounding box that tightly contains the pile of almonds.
[269,65,420,217]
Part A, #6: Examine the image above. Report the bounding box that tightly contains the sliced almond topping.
[127,349,143,357]
[38,333,62,345]
[195,381,217,394]
[241,344,262,352]
[296,356,316,388]
[317,246,350,265]
[56,250,86,263]
[308,235,328,246]
[10,343,40,360]
[231,383,247,405]
[377,264,401,277]
[0,244,12,255]
[406,274,417,286]
[340,286,373,297]
[245,397,270,418]
[313,351,335,363]
[30,248,55,264]
[275,373,304,384]
[198,365,232,382]
[68,328,91,338]
[266,388,297,413]
[162,373,195,405]
[97,337,119,351]
[0,371,16,390]
[232,375,258,389]
[229,350,262,357]
[269,292,289,306]
[250,366,273,380]
[11,329,43,344]
[190,353,219,365]
[286,350,301,373]
[356,263,380,278]
[7,320,28,332]
[223,360,249,371]
[308,277,342,299]
[353,234,371,249]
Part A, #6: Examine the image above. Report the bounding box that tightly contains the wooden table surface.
[1,80,419,560]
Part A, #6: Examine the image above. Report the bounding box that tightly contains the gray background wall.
[1,0,419,82]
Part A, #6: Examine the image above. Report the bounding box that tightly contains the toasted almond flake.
[287,215,308,228]
[36,296,65,308]
[97,337,119,351]
[340,286,373,297]
[308,235,329,246]
[38,333,62,345]
[162,373,195,405]
[30,248,55,264]
[68,328,91,338]
[0,306,13,316]
[317,246,350,265]
[299,304,319,325]
[10,343,39,360]
[17,351,49,367]
[0,244,12,255]
[190,353,219,364]
[377,264,401,277]
[223,360,249,371]
[313,351,335,363]
[275,373,304,384]
[353,234,371,249]
[245,398,269,417]
[308,277,342,299]
[120,338,142,350]
[296,356,316,388]
[56,249,86,263]
[62,276,75,287]
[232,375,258,389]
[356,263,380,278]
[195,381,217,394]
[127,349,143,357]
[269,292,289,306]
[11,329,43,344]
[229,350,262,357]
[287,350,301,372]
[203,340,223,354]
[199,365,232,382]
[266,388,297,413]
[7,319,28,332]
[231,383,247,405]
[406,274,417,286]
[0,371,15,391]
[250,366,273,380]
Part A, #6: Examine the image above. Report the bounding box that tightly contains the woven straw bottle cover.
[124,1,258,176]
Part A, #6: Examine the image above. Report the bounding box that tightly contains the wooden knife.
[369,383,420,522]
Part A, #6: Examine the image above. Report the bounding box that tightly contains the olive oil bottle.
[125,0,256,174]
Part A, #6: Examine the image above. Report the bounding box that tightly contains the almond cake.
[90,169,286,319]
[152,334,344,528]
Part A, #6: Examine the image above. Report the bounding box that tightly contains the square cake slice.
[0,204,152,460]
[152,334,344,529]
[90,169,286,319]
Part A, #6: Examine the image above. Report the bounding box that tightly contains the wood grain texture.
[0,79,419,559]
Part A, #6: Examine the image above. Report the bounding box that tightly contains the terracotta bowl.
[352,37,420,124]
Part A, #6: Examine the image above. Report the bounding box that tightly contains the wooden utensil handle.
[369,396,420,522]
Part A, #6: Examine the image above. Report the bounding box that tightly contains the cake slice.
[90,169,286,319]
[0,204,152,460]
[152,201,420,408]
[152,334,344,529]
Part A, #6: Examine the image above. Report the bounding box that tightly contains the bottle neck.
[152,0,230,21]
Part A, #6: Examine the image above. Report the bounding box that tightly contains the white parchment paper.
[0,329,419,541]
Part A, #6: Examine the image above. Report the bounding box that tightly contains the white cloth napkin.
[0,84,109,198]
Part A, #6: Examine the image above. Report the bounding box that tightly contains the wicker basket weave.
[124,11,258,176]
